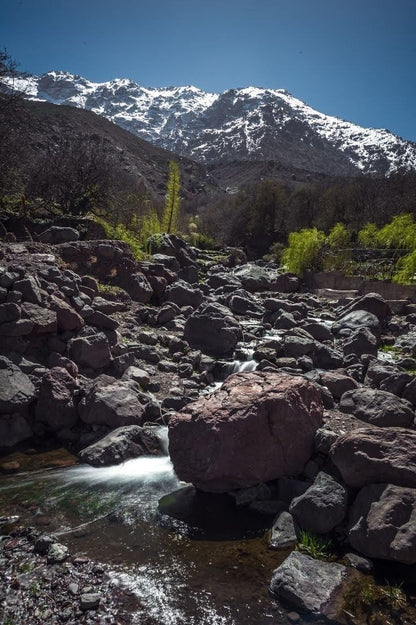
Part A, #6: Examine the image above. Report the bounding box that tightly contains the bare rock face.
[0,356,36,414]
[330,427,416,489]
[168,371,324,492]
[348,483,416,564]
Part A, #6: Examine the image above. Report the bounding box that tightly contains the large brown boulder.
[348,483,416,564]
[168,371,324,492]
[330,427,416,489]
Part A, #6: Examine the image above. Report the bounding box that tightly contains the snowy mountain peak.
[3,71,416,176]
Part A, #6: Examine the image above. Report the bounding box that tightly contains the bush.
[93,216,145,259]
[393,249,416,284]
[281,227,325,274]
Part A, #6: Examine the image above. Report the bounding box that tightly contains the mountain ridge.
[4,70,416,176]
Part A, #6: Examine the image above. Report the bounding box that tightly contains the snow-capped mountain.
[5,71,416,176]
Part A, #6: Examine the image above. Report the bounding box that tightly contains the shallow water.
[0,432,308,625]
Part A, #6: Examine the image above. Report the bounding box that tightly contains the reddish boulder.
[330,427,416,489]
[348,483,416,564]
[168,371,324,492]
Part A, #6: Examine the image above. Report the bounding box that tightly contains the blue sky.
[1,0,415,141]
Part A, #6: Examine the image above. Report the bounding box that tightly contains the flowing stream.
[0,359,333,625]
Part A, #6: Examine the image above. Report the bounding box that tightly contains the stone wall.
[305,271,416,302]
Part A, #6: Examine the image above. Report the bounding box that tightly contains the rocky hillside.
[2,97,219,204]
[6,71,416,176]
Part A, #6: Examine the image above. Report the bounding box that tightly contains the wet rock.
[0,356,36,414]
[184,302,242,357]
[68,332,112,370]
[348,483,416,564]
[35,367,79,431]
[78,425,163,466]
[270,551,353,618]
[289,471,348,534]
[339,387,414,427]
[169,371,323,492]
[78,375,147,427]
[47,542,69,563]
[269,511,299,550]
[80,592,100,610]
[330,427,416,489]
[233,264,272,291]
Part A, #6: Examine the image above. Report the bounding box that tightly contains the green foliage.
[281,227,325,274]
[357,222,380,248]
[187,232,217,250]
[162,160,181,234]
[296,530,334,560]
[327,222,350,249]
[393,249,416,284]
[323,222,351,270]
[93,216,145,259]
[378,213,416,249]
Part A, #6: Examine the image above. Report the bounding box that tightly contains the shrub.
[281,227,325,274]
[357,222,380,248]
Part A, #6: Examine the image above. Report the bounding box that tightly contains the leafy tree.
[358,222,380,248]
[162,160,181,234]
[324,222,351,271]
[393,250,416,284]
[327,222,350,249]
[377,213,416,249]
[281,227,325,274]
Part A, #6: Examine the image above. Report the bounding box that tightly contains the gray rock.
[0,413,33,447]
[270,551,352,618]
[21,302,57,334]
[78,375,146,428]
[34,534,54,554]
[68,332,112,370]
[165,279,203,308]
[47,542,69,563]
[289,471,348,534]
[38,226,79,244]
[78,425,163,466]
[35,367,79,431]
[332,310,380,339]
[339,387,414,427]
[184,302,242,357]
[13,276,42,305]
[80,592,100,610]
[0,357,36,414]
[269,511,299,550]
[0,302,20,324]
[342,327,378,357]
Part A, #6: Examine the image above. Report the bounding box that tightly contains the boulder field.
[0,231,416,621]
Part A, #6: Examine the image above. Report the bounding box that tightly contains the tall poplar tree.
[162,160,181,234]
[162,161,181,234]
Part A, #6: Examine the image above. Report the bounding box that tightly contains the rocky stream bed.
[0,228,416,624]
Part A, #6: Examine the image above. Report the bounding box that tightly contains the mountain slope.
[4,71,416,176]
[1,97,218,205]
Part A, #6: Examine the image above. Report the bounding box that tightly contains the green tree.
[358,222,380,248]
[378,213,416,249]
[162,160,181,234]
[324,222,351,271]
[281,227,325,274]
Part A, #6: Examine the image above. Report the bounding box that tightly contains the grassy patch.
[296,530,334,561]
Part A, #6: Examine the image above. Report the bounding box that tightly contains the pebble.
[80,592,101,610]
